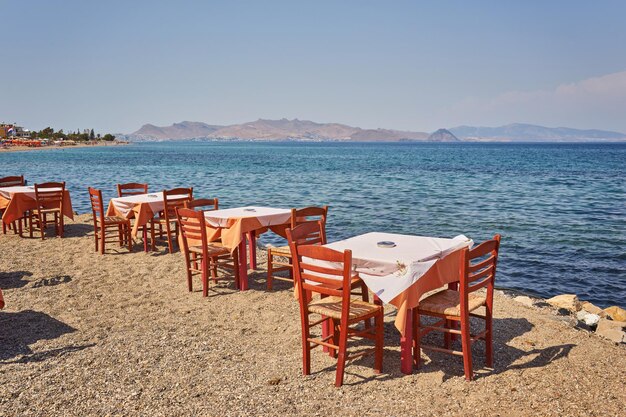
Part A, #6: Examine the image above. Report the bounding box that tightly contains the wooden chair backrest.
[185,198,218,212]
[163,187,193,219]
[88,187,105,222]
[286,221,352,297]
[117,183,148,197]
[176,207,207,252]
[460,234,501,296]
[290,206,329,229]
[0,175,25,187]
[34,182,65,208]
[290,242,353,318]
[286,221,326,248]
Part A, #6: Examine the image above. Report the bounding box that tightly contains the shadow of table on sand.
[0,310,93,363]
[0,271,33,289]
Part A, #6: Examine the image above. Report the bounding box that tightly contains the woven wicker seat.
[418,289,486,316]
[32,207,61,214]
[308,296,381,320]
[96,215,128,225]
[188,244,230,257]
[268,245,291,257]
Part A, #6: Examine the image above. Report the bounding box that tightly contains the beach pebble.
[603,306,626,322]
[576,311,600,328]
[513,296,534,308]
[546,294,581,312]
[595,319,626,344]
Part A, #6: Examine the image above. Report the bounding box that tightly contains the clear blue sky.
[2,0,625,133]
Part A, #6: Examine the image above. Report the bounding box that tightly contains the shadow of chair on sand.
[0,271,33,289]
[0,310,94,364]
[416,316,576,381]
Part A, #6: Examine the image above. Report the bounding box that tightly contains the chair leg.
[100,226,106,255]
[201,256,208,297]
[39,213,45,240]
[127,224,133,252]
[186,252,194,292]
[374,311,384,374]
[301,312,311,376]
[29,213,33,238]
[461,314,473,381]
[444,319,452,349]
[211,256,218,283]
[335,319,349,387]
[165,222,174,254]
[485,306,494,368]
[266,251,273,291]
[413,309,421,369]
[329,319,338,358]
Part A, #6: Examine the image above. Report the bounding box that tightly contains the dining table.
[202,206,292,290]
[0,185,74,225]
[106,191,189,251]
[321,232,472,374]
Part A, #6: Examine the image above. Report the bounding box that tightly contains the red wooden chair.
[289,224,384,387]
[0,288,4,309]
[176,207,239,296]
[185,198,219,212]
[28,182,65,239]
[151,187,193,253]
[267,206,328,290]
[117,183,149,246]
[0,175,25,235]
[116,182,148,197]
[413,234,501,381]
[88,187,132,254]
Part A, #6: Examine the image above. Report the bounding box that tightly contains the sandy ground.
[1,215,624,416]
[0,141,127,153]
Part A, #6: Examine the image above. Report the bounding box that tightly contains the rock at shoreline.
[547,294,581,312]
[576,311,600,328]
[581,301,607,317]
[513,296,534,307]
[603,306,626,322]
[595,319,626,344]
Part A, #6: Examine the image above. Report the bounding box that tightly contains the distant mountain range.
[120,119,626,142]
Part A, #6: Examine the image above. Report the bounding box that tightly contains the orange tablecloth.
[107,199,158,237]
[0,189,74,224]
[203,207,292,252]
[388,249,463,334]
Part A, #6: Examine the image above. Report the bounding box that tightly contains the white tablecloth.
[324,232,472,303]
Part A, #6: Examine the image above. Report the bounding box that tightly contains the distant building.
[1,123,31,139]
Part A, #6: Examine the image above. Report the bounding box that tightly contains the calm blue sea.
[2,141,625,308]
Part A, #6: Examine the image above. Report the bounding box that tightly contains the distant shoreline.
[0,141,129,153]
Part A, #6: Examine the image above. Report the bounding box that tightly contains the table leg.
[401,307,414,374]
[238,237,249,291]
[248,231,257,270]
